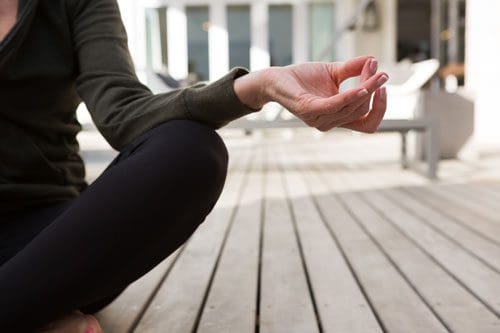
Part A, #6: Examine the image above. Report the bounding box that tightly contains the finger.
[360,72,389,94]
[346,70,387,122]
[314,70,387,125]
[334,55,374,83]
[359,58,377,112]
[335,69,381,124]
[311,67,386,131]
[361,57,377,82]
[300,68,386,118]
[354,87,387,132]
[302,87,369,116]
[342,87,387,133]
[315,89,372,124]
[301,87,369,129]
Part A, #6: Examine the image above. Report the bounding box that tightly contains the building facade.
[117,0,396,82]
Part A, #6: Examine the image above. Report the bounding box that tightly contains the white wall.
[465,0,500,154]
[354,0,396,64]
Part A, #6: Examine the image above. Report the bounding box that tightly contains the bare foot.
[38,310,103,333]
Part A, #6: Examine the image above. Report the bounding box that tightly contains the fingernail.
[378,74,388,85]
[357,89,368,97]
[370,59,378,74]
[86,329,94,333]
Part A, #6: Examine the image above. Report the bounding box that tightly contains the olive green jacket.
[0,0,256,213]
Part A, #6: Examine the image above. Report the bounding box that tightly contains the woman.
[0,0,388,331]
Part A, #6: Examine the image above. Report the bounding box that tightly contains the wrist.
[234,68,274,111]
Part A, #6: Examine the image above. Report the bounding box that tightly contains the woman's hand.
[234,56,388,133]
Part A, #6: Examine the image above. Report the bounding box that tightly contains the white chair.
[378,59,440,178]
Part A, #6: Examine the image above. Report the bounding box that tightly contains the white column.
[209,3,229,81]
[167,4,188,80]
[381,0,397,64]
[335,0,356,61]
[134,2,148,82]
[250,2,270,70]
[293,1,308,64]
[118,0,136,56]
[117,0,135,50]
[465,0,500,153]
[149,9,163,72]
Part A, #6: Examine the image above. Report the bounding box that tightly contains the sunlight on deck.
[82,129,500,333]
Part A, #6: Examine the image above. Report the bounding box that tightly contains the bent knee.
[145,120,229,200]
[155,119,228,172]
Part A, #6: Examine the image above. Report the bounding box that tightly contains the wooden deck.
[91,130,500,333]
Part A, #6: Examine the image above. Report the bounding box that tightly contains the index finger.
[360,71,389,93]
[334,55,374,83]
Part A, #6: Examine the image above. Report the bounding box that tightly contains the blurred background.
[88,2,500,327]
[78,0,500,180]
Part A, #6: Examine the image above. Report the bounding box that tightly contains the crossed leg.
[0,120,229,331]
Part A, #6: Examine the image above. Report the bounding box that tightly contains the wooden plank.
[405,186,500,244]
[447,183,500,217]
[283,169,382,333]
[305,169,447,333]
[424,184,500,223]
[95,249,181,332]
[383,188,500,272]
[339,190,500,332]
[464,183,500,206]
[258,167,319,333]
[361,190,500,316]
[483,182,500,191]
[135,152,250,332]
[196,149,264,333]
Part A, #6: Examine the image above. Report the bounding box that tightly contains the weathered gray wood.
[339,190,500,332]
[94,132,500,332]
[445,183,500,210]
[456,183,500,209]
[196,149,264,333]
[306,169,448,333]
[481,182,500,197]
[405,186,500,244]
[467,183,500,203]
[259,169,319,333]
[283,169,382,333]
[384,188,500,272]
[425,184,500,223]
[135,166,248,332]
[361,190,500,316]
[95,249,181,332]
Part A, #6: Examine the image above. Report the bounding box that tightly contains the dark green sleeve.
[68,0,257,151]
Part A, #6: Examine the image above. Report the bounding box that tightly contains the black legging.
[0,120,229,332]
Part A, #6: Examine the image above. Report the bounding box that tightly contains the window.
[145,7,168,71]
[158,7,168,67]
[269,4,293,66]
[187,6,210,81]
[227,5,251,69]
[397,0,431,61]
[309,2,336,61]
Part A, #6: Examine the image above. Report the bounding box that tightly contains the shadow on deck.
[81,130,500,332]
